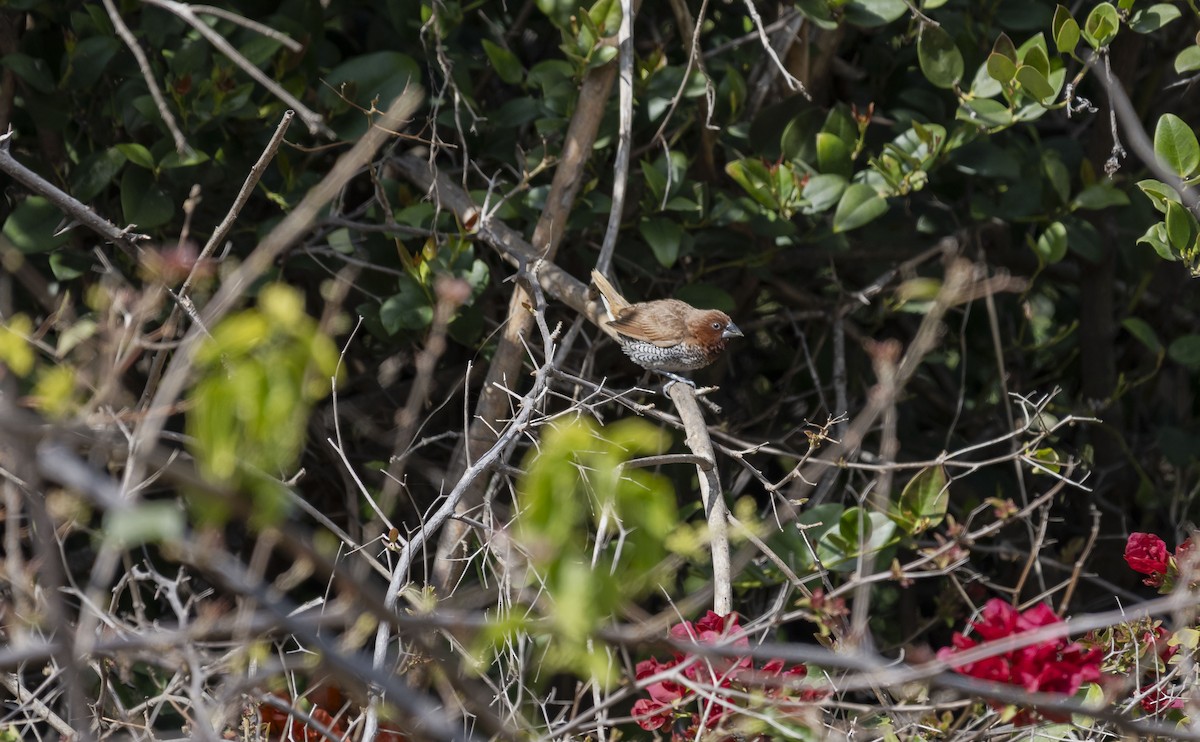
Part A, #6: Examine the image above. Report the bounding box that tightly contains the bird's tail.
[590,270,630,321]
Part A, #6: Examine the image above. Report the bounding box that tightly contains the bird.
[590,270,743,384]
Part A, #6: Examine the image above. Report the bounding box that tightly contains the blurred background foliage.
[3,0,1200,680]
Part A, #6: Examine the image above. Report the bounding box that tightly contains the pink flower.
[1125,533,1169,585]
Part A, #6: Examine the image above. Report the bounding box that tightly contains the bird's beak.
[723,322,743,339]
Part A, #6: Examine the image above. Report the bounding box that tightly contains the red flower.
[938,599,1104,725]
[1140,683,1186,714]
[670,611,752,684]
[970,599,1021,640]
[631,698,674,730]
[1125,533,1170,585]
[762,658,808,678]
[632,612,827,738]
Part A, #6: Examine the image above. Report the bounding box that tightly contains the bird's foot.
[659,375,723,413]
[660,373,696,394]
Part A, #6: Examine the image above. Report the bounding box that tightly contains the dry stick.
[362,263,558,742]
[138,110,294,409]
[126,87,421,505]
[0,673,76,737]
[427,54,622,590]
[196,111,295,275]
[379,280,470,510]
[1056,504,1101,614]
[0,128,148,253]
[141,0,331,138]
[389,155,604,324]
[784,250,972,504]
[1084,49,1199,211]
[188,5,303,51]
[594,0,633,276]
[668,383,732,615]
[102,0,187,154]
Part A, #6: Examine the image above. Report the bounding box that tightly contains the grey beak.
[723,322,743,339]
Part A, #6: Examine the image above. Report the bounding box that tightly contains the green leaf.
[1052,6,1080,55]
[1035,221,1068,263]
[65,36,120,90]
[992,33,1017,63]
[838,506,871,545]
[832,183,887,233]
[1027,446,1063,475]
[822,105,858,144]
[638,217,684,268]
[1122,317,1163,355]
[956,98,1014,128]
[1043,152,1071,203]
[918,25,964,89]
[49,252,91,282]
[1015,65,1055,103]
[1137,221,1178,261]
[1021,43,1050,78]
[802,174,847,213]
[780,109,823,164]
[1136,178,1181,214]
[380,275,434,333]
[1153,113,1200,178]
[481,40,524,85]
[1129,3,1181,33]
[587,44,617,69]
[103,503,185,548]
[1083,2,1119,48]
[158,149,211,170]
[1165,200,1198,250]
[816,132,853,177]
[70,147,127,202]
[0,52,55,93]
[818,509,898,571]
[842,0,907,28]
[1,197,73,253]
[795,0,839,29]
[892,465,949,535]
[1071,183,1130,210]
[120,168,174,229]
[986,52,1017,85]
[588,0,622,35]
[1176,46,1200,74]
[1168,335,1200,368]
[725,158,784,212]
[115,143,156,170]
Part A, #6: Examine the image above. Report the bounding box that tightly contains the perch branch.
[668,383,732,615]
[0,128,149,253]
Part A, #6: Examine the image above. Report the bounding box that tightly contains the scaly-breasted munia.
[590,270,742,379]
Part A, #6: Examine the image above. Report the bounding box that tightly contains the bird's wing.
[608,300,690,348]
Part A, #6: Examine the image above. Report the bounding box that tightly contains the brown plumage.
[590,270,742,375]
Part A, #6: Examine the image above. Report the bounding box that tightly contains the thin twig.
[142,0,332,137]
[102,0,188,153]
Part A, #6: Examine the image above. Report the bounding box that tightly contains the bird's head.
[691,310,743,345]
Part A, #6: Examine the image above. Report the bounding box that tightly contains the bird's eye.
[711,321,722,330]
